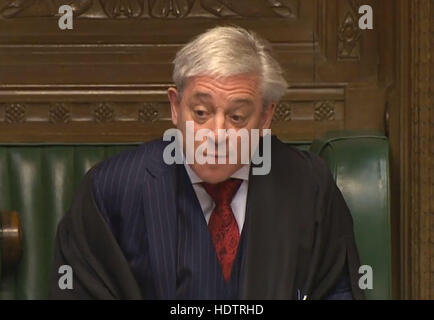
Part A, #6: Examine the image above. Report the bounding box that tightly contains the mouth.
[202,153,229,163]
[204,152,227,157]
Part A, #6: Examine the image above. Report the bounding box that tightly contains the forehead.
[183,74,261,99]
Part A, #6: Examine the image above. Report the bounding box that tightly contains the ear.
[260,102,276,134]
[167,87,181,127]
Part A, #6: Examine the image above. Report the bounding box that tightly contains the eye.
[193,108,210,122]
[195,110,206,117]
[230,114,244,123]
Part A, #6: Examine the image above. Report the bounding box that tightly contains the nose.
[209,111,227,147]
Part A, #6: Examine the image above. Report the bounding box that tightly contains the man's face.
[168,74,275,184]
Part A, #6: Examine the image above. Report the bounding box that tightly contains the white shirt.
[183,162,250,234]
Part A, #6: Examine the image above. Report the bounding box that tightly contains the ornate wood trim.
[337,0,362,60]
[0,0,300,19]
[400,0,434,299]
[0,85,345,142]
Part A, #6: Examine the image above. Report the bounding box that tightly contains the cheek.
[177,102,195,122]
[183,126,210,157]
[193,128,206,151]
[177,106,196,134]
[243,106,265,128]
[241,115,265,137]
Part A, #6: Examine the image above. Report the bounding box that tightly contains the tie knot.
[201,178,243,207]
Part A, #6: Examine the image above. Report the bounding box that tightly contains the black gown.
[50,135,365,300]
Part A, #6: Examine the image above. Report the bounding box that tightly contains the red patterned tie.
[201,178,243,283]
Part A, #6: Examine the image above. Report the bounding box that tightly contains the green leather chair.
[310,131,392,300]
[0,132,392,299]
[0,144,137,299]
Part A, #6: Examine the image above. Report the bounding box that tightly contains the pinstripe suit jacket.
[50,135,365,300]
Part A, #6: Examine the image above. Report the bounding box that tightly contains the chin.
[192,163,240,184]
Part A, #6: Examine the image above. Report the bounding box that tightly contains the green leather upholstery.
[310,131,392,300]
[0,144,136,299]
[0,132,392,299]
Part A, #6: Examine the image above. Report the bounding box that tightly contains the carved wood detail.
[401,0,434,300]
[94,102,115,122]
[337,0,361,60]
[0,99,342,123]
[0,0,300,19]
[314,100,335,121]
[0,85,345,141]
[49,103,71,124]
[272,102,292,121]
[4,103,26,123]
[139,103,160,122]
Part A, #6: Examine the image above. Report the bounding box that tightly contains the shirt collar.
[183,160,250,184]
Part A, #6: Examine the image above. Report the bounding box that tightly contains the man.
[50,26,365,300]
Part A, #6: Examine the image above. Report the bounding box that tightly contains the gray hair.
[172,25,288,107]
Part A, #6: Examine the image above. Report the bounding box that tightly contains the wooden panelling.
[0,0,387,142]
[399,0,434,300]
[1,0,432,300]
[0,84,345,141]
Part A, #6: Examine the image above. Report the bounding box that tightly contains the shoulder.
[89,138,169,206]
[92,138,168,183]
[270,135,332,186]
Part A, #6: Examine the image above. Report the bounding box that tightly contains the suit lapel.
[141,137,304,299]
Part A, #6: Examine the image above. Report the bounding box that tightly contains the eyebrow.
[192,92,213,102]
[231,98,255,107]
[191,92,254,107]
